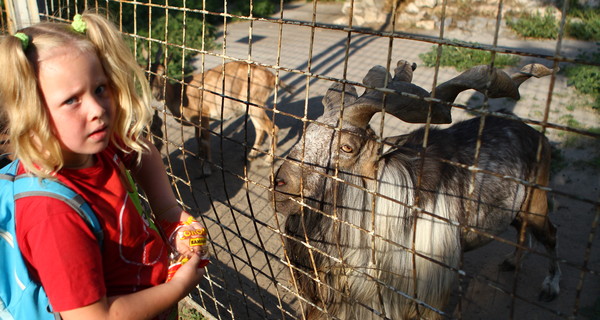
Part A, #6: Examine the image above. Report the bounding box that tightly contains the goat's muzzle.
[271,165,303,215]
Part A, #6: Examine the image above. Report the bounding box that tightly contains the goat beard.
[283,161,462,319]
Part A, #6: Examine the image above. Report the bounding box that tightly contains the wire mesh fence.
[5,0,600,319]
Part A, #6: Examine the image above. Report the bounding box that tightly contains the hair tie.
[71,14,87,34]
[14,32,29,50]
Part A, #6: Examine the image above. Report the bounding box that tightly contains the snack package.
[166,217,210,282]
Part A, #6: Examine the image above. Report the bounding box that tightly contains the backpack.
[0,159,104,320]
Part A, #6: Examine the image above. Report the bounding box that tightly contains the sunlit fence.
[6,0,600,319]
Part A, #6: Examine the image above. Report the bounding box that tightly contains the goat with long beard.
[274,61,560,319]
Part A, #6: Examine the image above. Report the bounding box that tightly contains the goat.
[149,60,294,176]
[272,60,559,319]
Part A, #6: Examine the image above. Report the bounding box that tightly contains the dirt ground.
[153,2,600,319]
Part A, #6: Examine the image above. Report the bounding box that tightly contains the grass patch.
[550,145,568,175]
[419,41,520,71]
[506,8,559,39]
[562,50,600,111]
[506,6,600,41]
[559,114,582,129]
[566,8,600,41]
[179,304,206,320]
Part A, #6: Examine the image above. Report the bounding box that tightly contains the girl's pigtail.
[0,32,62,177]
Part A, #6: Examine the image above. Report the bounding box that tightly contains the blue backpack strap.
[4,160,103,245]
[13,176,104,244]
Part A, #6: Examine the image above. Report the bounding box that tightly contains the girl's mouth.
[89,126,108,141]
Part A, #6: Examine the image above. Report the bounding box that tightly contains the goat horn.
[434,63,553,102]
[393,60,416,82]
[362,65,390,88]
[322,82,358,111]
[343,62,452,127]
[336,65,390,127]
[433,65,516,102]
[323,65,388,126]
[336,62,554,129]
[511,63,555,88]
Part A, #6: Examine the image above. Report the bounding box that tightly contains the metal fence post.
[4,0,40,33]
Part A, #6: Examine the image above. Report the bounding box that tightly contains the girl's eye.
[64,97,78,105]
[95,85,106,96]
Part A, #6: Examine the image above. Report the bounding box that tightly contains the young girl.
[0,12,206,319]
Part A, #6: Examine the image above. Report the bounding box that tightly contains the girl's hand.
[169,219,208,259]
[169,254,205,289]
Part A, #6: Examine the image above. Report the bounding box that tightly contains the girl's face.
[38,47,115,168]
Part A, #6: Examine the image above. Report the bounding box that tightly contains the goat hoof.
[197,172,212,179]
[196,163,212,178]
[538,276,560,302]
[538,289,558,302]
[248,150,262,160]
[498,259,516,271]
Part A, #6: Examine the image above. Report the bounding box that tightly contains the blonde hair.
[0,12,152,178]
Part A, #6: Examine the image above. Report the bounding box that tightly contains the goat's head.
[141,46,168,101]
[272,60,553,216]
[148,62,167,101]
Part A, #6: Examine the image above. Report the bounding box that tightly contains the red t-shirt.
[15,145,170,313]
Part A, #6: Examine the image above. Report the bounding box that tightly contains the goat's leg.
[196,115,212,177]
[529,151,560,301]
[533,221,560,302]
[248,110,277,159]
[499,222,533,272]
[524,189,560,302]
[503,185,560,301]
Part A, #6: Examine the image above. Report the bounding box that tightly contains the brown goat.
[149,61,294,176]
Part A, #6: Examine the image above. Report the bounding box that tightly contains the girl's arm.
[131,138,203,258]
[131,138,194,224]
[59,254,205,320]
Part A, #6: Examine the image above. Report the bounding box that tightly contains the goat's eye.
[340,144,353,153]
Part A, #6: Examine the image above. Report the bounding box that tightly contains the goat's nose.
[274,178,286,187]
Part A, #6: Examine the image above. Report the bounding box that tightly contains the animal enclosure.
[3,0,599,319]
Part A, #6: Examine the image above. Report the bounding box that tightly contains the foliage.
[139,12,218,78]
[10,0,282,78]
[105,0,284,78]
[106,1,219,78]
[565,8,600,41]
[563,50,600,111]
[179,304,206,320]
[506,6,600,41]
[229,0,277,19]
[506,8,558,39]
[419,42,520,71]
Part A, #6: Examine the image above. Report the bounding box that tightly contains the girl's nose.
[87,96,109,121]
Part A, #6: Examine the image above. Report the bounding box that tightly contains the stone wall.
[334,0,596,31]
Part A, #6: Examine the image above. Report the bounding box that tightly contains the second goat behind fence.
[272,60,559,320]
[149,60,294,176]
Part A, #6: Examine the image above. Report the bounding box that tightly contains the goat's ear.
[379,134,410,158]
[322,82,358,111]
[141,46,149,62]
[154,46,164,64]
